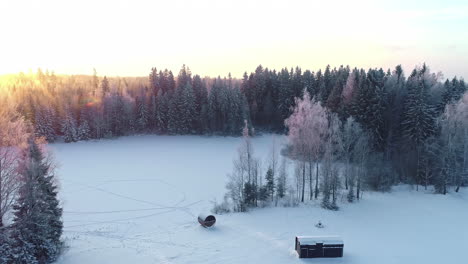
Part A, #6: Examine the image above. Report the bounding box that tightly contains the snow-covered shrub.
[211,198,230,215]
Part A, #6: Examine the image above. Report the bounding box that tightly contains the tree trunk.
[314,161,319,199]
[332,177,336,204]
[424,165,428,191]
[345,158,349,190]
[456,137,467,192]
[309,161,313,200]
[416,146,420,191]
[301,162,305,203]
[356,162,362,200]
[356,176,360,200]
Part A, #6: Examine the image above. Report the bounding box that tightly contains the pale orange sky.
[0,0,467,79]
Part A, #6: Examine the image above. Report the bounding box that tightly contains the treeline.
[221,64,467,212]
[222,69,467,212]
[0,103,63,263]
[1,63,467,196]
[0,64,466,142]
[0,66,251,141]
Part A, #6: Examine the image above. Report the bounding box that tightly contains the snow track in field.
[52,135,468,264]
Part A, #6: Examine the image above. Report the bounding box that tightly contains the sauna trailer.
[295,236,344,258]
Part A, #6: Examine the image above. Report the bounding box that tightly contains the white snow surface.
[51,134,468,264]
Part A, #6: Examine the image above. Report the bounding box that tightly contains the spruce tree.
[61,113,77,143]
[35,107,56,142]
[276,159,287,200]
[265,167,275,202]
[10,140,63,263]
[402,66,435,188]
[180,83,196,134]
[278,69,293,123]
[192,75,208,133]
[167,89,182,134]
[101,76,110,97]
[136,96,149,132]
[76,120,91,141]
[0,231,13,263]
[149,67,159,96]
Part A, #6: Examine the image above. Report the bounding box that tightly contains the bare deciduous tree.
[0,101,30,227]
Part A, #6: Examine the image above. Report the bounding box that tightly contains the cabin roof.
[296,236,343,245]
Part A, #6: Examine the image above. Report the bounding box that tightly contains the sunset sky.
[0,0,467,79]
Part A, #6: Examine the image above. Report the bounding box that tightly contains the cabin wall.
[297,244,343,258]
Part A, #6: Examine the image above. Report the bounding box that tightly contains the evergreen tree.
[167,92,180,134]
[319,65,332,103]
[35,107,56,142]
[10,140,63,263]
[179,83,196,133]
[276,159,287,200]
[148,94,157,131]
[136,96,149,132]
[155,91,169,133]
[61,113,77,143]
[265,167,275,202]
[149,67,159,96]
[243,182,257,207]
[76,120,91,141]
[277,68,294,124]
[192,75,209,133]
[441,78,467,113]
[0,231,13,264]
[101,76,110,97]
[402,65,436,188]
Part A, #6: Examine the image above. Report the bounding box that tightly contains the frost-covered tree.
[10,140,63,263]
[0,232,13,263]
[155,91,170,133]
[437,93,468,193]
[149,67,159,96]
[402,65,436,189]
[179,83,196,134]
[276,158,288,204]
[61,112,77,143]
[101,76,110,97]
[342,69,358,105]
[34,106,56,142]
[167,92,180,134]
[277,69,294,122]
[353,130,371,200]
[136,95,149,132]
[285,90,328,202]
[441,78,467,110]
[76,120,91,141]
[264,167,275,202]
[226,121,258,211]
[0,102,30,227]
[340,117,363,190]
[320,113,341,210]
[192,75,209,133]
[382,66,407,169]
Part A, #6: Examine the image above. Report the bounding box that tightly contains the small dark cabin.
[295,236,344,258]
[198,214,216,228]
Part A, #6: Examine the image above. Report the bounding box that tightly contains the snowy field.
[51,135,468,264]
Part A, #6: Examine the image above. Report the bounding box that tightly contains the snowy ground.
[51,135,468,264]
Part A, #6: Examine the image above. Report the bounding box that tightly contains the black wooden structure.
[198,214,216,228]
[295,236,344,258]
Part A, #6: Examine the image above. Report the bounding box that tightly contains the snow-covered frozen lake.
[52,135,468,264]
